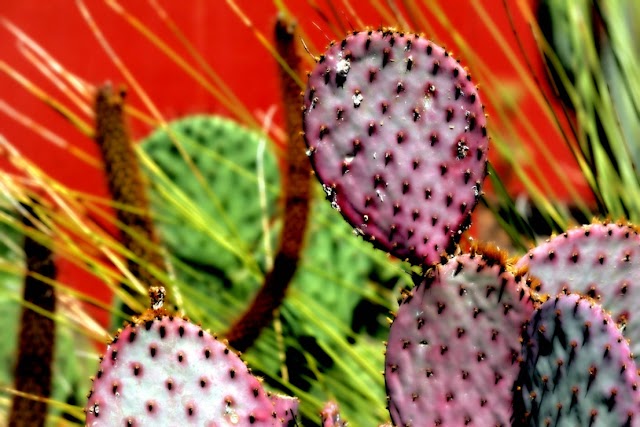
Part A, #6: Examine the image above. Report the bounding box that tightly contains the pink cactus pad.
[516,222,640,357]
[271,394,298,426]
[513,294,640,426]
[303,30,489,265]
[320,401,347,427]
[85,315,297,426]
[384,251,535,426]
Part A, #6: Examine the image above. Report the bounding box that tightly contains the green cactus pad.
[141,114,281,285]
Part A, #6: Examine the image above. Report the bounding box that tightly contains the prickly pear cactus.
[143,114,405,339]
[303,30,489,265]
[142,115,280,282]
[513,293,640,426]
[85,315,297,426]
[516,222,640,356]
[384,250,535,426]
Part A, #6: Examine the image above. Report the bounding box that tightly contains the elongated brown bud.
[227,17,312,352]
[9,204,56,427]
[94,85,166,308]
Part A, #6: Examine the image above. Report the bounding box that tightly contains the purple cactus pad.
[513,294,640,426]
[384,251,535,426]
[303,30,489,265]
[516,222,640,358]
[85,316,296,426]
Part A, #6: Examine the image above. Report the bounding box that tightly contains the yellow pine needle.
[104,0,266,139]
[0,100,101,169]
[367,0,398,26]
[338,0,367,29]
[426,1,587,218]
[224,0,304,89]
[0,61,94,138]
[1,388,86,422]
[382,0,412,31]
[79,0,264,279]
[145,0,271,139]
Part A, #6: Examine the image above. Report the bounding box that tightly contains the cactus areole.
[302,30,489,265]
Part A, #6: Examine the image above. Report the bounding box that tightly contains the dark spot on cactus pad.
[406,57,413,71]
[468,113,477,131]
[446,108,454,122]
[382,47,391,67]
[432,60,440,75]
[319,125,329,139]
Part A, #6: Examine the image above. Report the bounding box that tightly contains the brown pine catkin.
[9,205,56,427]
[94,85,166,307]
[226,17,312,352]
